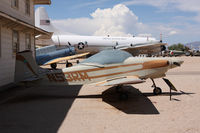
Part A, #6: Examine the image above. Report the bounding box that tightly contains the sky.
[36,0,200,45]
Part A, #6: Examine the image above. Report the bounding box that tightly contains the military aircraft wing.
[43,52,90,65]
[94,76,145,86]
[133,42,167,48]
[121,42,167,56]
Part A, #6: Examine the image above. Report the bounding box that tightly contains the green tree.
[168,43,189,51]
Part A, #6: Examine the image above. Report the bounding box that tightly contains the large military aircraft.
[35,7,167,56]
[15,50,183,99]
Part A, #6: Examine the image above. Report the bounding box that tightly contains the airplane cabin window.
[81,50,132,65]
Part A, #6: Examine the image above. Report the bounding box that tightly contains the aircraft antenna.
[160,33,163,43]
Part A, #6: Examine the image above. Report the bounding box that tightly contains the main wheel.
[50,63,57,69]
[153,87,162,95]
[66,62,73,67]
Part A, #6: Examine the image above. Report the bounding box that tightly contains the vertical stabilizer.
[15,51,39,82]
[35,7,56,32]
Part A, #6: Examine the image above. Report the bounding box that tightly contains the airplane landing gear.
[51,63,57,69]
[66,61,73,68]
[153,87,162,95]
[151,78,162,95]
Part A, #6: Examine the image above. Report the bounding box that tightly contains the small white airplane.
[35,7,167,56]
[15,50,183,100]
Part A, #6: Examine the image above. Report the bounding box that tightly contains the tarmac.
[0,56,200,133]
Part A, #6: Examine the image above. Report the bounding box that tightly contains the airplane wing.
[121,42,167,56]
[133,42,167,49]
[43,52,90,65]
[93,76,145,86]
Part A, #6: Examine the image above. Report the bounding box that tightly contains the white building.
[0,0,51,87]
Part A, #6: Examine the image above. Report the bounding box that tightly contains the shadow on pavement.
[73,87,194,115]
[0,85,82,133]
[101,86,160,115]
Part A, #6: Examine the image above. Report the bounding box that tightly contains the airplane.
[168,50,186,57]
[36,45,89,69]
[15,49,183,100]
[35,7,167,56]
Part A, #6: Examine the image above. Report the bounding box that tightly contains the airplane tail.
[15,51,40,83]
[35,7,57,33]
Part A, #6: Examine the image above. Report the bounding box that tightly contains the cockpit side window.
[81,50,132,65]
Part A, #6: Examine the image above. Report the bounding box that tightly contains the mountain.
[185,41,200,50]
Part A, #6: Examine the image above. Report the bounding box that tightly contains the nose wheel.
[153,87,162,95]
[151,78,162,95]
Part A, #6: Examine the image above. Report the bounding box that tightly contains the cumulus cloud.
[52,4,146,36]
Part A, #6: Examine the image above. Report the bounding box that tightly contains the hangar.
[0,0,51,88]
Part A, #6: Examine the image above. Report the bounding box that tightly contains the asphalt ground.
[0,56,199,133]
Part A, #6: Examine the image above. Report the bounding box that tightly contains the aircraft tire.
[51,63,57,69]
[66,62,73,67]
[153,87,162,95]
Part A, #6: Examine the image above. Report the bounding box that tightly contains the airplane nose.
[171,59,184,68]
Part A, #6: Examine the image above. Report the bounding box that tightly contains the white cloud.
[52,4,146,36]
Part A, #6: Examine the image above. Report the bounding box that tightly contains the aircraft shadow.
[101,86,160,115]
[74,87,194,115]
[0,85,82,133]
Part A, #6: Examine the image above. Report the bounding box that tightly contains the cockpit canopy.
[80,50,132,65]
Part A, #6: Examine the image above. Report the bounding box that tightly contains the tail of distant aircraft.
[15,51,40,82]
[35,7,74,35]
[35,7,57,33]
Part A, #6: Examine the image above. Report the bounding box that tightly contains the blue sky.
[36,0,200,44]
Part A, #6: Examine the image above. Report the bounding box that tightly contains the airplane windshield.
[80,50,132,65]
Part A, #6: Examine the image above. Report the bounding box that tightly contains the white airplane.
[35,7,167,56]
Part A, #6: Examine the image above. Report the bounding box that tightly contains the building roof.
[0,11,52,36]
[34,0,51,5]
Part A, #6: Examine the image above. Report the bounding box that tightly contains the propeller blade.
[163,78,177,91]
[163,78,178,101]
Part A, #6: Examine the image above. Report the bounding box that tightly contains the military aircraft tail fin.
[15,51,39,82]
[35,7,56,33]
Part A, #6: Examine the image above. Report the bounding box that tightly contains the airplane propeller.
[163,78,178,101]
